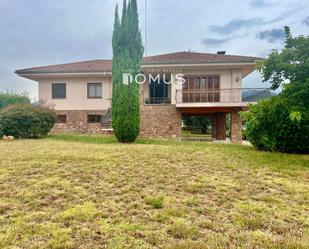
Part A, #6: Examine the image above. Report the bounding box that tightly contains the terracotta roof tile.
[16,59,112,74]
[16,51,262,75]
[143,51,262,65]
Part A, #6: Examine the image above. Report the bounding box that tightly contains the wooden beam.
[179,106,247,115]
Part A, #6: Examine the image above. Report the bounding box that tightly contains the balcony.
[144,97,171,105]
[176,88,273,107]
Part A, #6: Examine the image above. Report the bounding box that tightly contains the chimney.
[217,51,226,55]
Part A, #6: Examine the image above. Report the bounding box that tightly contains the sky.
[0,0,308,100]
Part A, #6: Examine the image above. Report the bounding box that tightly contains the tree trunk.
[201,125,207,134]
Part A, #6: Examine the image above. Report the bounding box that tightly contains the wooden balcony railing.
[176,88,273,104]
[144,97,171,105]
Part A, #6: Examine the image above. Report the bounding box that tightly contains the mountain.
[242,89,276,102]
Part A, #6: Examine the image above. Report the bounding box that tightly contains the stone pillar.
[216,113,226,140]
[230,108,243,143]
[211,115,217,138]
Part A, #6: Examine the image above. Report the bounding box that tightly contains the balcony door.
[183,76,220,103]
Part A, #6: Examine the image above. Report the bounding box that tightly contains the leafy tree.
[244,27,309,153]
[112,0,144,143]
[257,26,309,90]
[0,91,30,109]
[242,83,309,153]
[183,116,211,134]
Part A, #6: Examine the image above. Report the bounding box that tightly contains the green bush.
[242,82,309,154]
[0,104,56,138]
[0,91,30,109]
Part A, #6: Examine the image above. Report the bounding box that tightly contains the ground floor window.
[87,115,102,123]
[56,115,66,124]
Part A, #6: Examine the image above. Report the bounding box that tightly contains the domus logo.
[122,73,185,85]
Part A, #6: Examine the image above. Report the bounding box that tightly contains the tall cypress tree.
[112,0,144,143]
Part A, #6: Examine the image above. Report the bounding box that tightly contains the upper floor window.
[182,76,220,103]
[52,83,66,99]
[148,79,170,104]
[183,76,220,90]
[88,83,102,99]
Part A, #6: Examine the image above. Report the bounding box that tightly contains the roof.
[16,51,262,75]
[142,51,261,65]
[16,59,113,75]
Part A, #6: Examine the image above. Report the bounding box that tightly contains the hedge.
[0,104,56,138]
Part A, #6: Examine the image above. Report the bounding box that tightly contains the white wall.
[37,68,244,110]
[38,76,112,110]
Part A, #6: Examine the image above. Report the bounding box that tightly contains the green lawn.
[0,135,308,248]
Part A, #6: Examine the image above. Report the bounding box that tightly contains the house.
[16,51,262,142]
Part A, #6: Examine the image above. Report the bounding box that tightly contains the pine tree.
[112,0,144,143]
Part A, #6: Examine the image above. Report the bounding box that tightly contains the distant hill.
[243,89,276,102]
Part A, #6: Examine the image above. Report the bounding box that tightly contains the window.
[56,115,66,124]
[52,83,66,99]
[189,77,195,89]
[148,79,170,104]
[182,76,220,103]
[194,77,200,89]
[208,77,213,89]
[88,83,102,98]
[213,76,220,89]
[88,115,102,123]
[200,77,206,89]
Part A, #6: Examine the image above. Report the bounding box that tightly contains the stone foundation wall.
[50,107,242,141]
[50,110,109,135]
[51,105,182,138]
[140,105,182,138]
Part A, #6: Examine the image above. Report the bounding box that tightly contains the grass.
[144,196,165,209]
[50,134,179,145]
[0,134,308,248]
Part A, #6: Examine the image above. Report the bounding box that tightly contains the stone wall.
[50,110,109,135]
[50,107,242,141]
[140,104,182,138]
[50,105,182,138]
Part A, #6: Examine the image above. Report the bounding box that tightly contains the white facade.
[38,76,112,111]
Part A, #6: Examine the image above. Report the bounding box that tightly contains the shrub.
[242,82,309,153]
[0,104,56,138]
[0,91,30,109]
